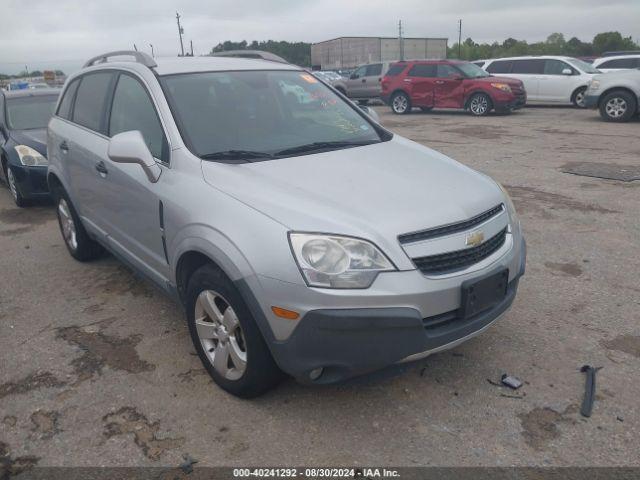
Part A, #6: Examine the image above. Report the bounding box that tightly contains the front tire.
[599,90,637,122]
[6,166,28,208]
[468,93,492,116]
[186,264,282,398]
[391,92,411,114]
[572,87,587,108]
[54,188,104,261]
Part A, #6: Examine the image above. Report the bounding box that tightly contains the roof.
[2,88,60,99]
[80,56,300,76]
[484,55,576,62]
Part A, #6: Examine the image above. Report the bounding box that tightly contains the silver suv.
[48,51,526,397]
[584,69,640,122]
[333,62,392,103]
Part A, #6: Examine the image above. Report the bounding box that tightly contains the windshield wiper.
[199,150,273,162]
[275,140,378,157]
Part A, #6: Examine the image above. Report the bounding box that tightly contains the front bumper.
[584,93,599,109]
[8,164,50,199]
[494,93,527,111]
[268,236,526,383]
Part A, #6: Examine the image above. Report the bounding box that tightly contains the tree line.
[211,40,311,66]
[448,31,639,60]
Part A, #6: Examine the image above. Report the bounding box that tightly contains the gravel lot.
[1,106,639,469]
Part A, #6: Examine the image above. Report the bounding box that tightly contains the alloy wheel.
[470,95,489,115]
[195,290,247,381]
[605,97,627,119]
[575,90,586,107]
[392,95,408,114]
[7,169,18,202]
[58,198,78,251]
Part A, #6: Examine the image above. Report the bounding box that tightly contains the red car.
[381,60,526,116]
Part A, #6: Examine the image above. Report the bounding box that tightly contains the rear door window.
[57,78,80,120]
[72,72,115,133]
[511,59,544,74]
[366,64,383,76]
[407,64,436,77]
[486,60,512,74]
[108,74,168,162]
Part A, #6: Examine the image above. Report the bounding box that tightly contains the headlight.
[289,233,396,288]
[588,79,600,91]
[14,145,47,166]
[497,183,520,232]
[491,83,512,93]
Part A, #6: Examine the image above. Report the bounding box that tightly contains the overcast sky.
[1,0,639,74]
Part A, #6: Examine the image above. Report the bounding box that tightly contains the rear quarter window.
[600,58,638,69]
[72,72,115,133]
[407,64,437,77]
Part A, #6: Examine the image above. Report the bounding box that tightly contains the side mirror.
[562,68,573,75]
[359,105,380,123]
[108,130,161,183]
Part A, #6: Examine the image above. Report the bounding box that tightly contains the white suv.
[593,55,640,73]
[483,56,601,107]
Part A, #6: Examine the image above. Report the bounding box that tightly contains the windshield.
[161,70,384,161]
[456,62,490,78]
[5,95,58,130]
[567,58,601,74]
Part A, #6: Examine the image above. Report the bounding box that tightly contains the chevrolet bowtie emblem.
[465,230,484,247]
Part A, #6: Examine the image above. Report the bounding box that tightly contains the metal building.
[311,36,448,70]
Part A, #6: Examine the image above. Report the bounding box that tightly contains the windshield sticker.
[300,73,318,84]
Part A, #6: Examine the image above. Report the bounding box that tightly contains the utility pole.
[398,20,404,61]
[133,44,138,51]
[190,40,194,56]
[150,44,155,58]
[458,19,462,59]
[176,12,185,56]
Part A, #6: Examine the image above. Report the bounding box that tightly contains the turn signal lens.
[271,306,300,320]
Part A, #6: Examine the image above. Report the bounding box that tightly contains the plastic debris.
[501,374,523,390]
[179,454,198,474]
[580,365,602,418]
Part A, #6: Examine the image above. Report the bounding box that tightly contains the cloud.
[1,0,638,74]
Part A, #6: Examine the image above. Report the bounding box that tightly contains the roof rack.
[208,50,288,64]
[83,50,157,69]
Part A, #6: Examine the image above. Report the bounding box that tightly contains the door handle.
[59,141,69,152]
[95,161,108,175]
[435,80,445,84]
[362,79,366,83]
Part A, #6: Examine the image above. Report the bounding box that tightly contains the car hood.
[201,136,504,242]
[9,128,47,155]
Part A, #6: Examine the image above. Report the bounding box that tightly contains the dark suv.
[381,60,526,116]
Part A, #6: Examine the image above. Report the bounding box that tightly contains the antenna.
[458,19,462,59]
[176,12,185,56]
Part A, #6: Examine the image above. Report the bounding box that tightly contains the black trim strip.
[399,204,504,244]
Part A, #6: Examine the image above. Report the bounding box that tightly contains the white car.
[482,56,601,107]
[592,55,640,73]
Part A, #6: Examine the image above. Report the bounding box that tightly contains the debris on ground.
[501,374,523,390]
[179,454,198,474]
[580,365,602,418]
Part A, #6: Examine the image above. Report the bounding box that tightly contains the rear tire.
[186,264,283,398]
[572,87,587,108]
[53,187,104,261]
[599,90,636,123]
[391,92,411,114]
[467,93,492,116]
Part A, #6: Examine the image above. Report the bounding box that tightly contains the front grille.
[398,204,504,244]
[413,227,507,275]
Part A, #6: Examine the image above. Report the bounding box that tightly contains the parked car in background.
[584,69,640,122]
[592,55,640,73]
[1,89,58,206]
[47,51,525,397]
[482,56,600,107]
[332,62,392,103]
[381,60,526,116]
[311,70,342,85]
[472,60,489,69]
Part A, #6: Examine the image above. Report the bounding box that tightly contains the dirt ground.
[0,105,639,469]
